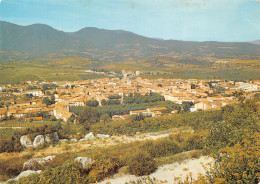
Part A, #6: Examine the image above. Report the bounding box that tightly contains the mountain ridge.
[0,20,259,62]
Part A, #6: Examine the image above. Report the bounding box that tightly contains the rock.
[33,135,45,148]
[20,135,33,148]
[97,134,111,138]
[59,139,68,143]
[75,157,93,168]
[84,132,95,140]
[45,134,51,143]
[23,155,56,170]
[53,132,59,143]
[7,170,41,182]
[70,138,77,142]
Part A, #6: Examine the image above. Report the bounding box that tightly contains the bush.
[92,151,122,177]
[127,151,157,176]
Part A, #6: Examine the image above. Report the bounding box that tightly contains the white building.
[26,90,43,96]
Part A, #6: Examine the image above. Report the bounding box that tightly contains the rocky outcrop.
[23,155,56,170]
[75,157,93,168]
[84,132,95,140]
[59,139,68,143]
[45,134,51,143]
[20,135,33,148]
[33,135,45,148]
[7,170,41,182]
[97,134,111,138]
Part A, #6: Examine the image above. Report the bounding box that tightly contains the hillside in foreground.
[0,97,259,183]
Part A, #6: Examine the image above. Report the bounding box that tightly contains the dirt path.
[99,156,214,184]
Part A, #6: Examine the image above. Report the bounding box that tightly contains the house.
[147,107,167,117]
[129,110,152,116]
[53,103,75,122]
[26,90,43,97]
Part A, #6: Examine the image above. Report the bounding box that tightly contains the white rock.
[84,132,95,140]
[20,135,33,148]
[59,139,68,143]
[23,155,56,170]
[7,170,41,182]
[97,134,111,138]
[45,134,51,143]
[70,138,77,142]
[33,135,45,148]
[75,157,93,168]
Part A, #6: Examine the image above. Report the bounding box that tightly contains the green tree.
[100,114,111,123]
[76,107,99,129]
[86,100,99,107]
[50,94,55,104]
[42,97,51,106]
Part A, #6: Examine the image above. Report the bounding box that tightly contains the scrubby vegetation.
[0,97,259,183]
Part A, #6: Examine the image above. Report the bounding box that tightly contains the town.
[0,70,259,123]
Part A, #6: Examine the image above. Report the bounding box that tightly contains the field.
[0,63,108,84]
[0,55,259,84]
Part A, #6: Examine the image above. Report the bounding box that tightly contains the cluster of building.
[0,73,259,122]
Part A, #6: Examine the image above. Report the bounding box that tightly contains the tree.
[101,99,107,106]
[157,84,162,87]
[42,84,48,94]
[76,107,99,129]
[50,94,55,104]
[100,114,111,123]
[42,97,51,106]
[86,100,99,107]
[233,90,245,102]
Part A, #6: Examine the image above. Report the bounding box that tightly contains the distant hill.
[0,21,260,63]
[248,40,260,45]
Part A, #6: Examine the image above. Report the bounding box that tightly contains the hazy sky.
[0,0,259,42]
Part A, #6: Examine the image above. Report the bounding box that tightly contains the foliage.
[101,99,121,106]
[86,100,99,107]
[205,132,259,184]
[123,92,165,104]
[100,114,111,123]
[108,95,121,99]
[0,157,25,181]
[76,107,99,129]
[127,151,157,176]
[92,151,122,178]
[42,97,52,105]
[15,161,87,184]
[129,113,146,122]
[71,100,180,118]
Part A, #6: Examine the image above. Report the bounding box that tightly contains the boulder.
[97,134,111,138]
[70,138,77,142]
[84,132,95,140]
[75,157,93,168]
[23,155,56,170]
[7,170,41,182]
[33,135,45,148]
[59,139,68,143]
[45,134,51,143]
[53,132,59,143]
[20,135,33,148]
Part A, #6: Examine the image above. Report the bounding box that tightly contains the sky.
[0,0,259,42]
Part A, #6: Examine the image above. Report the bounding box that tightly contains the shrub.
[92,151,122,177]
[127,151,157,176]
